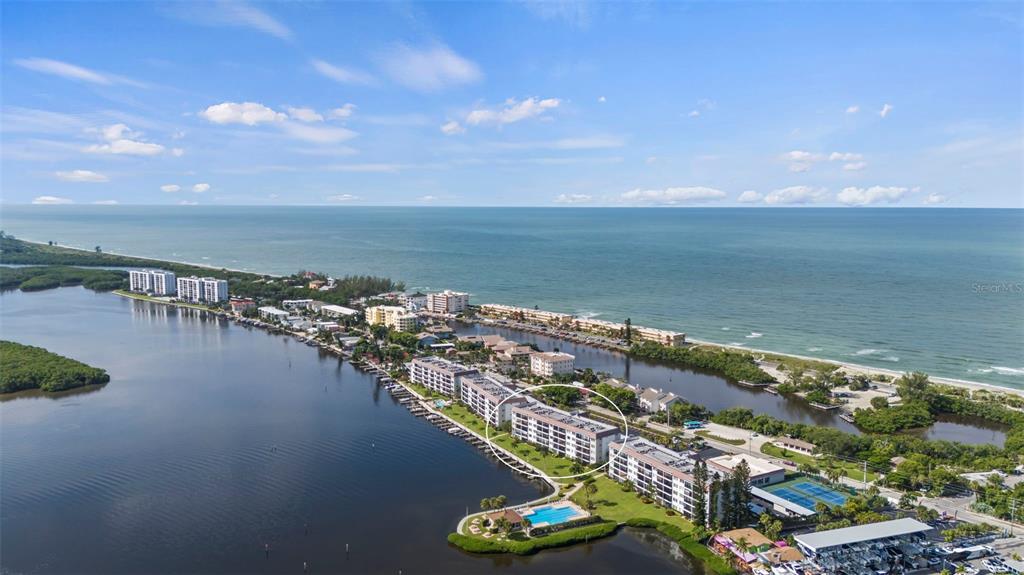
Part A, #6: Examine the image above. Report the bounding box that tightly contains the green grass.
[114,290,215,312]
[570,475,695,531]
[695,430,745,445]
[447,520,619,555]
[442,402,577,481]
[760,443,878,482]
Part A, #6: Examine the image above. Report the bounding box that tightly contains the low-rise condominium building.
[258,306,290,322]
[459,373,528,427]
[408,356,478,396]
[176,276,228,303]
[530,352,575,377]
[365,305,418,331]
[427,290,469,314]
[320,304,360,318]
[401,292,428,311]
[609,436,703,518]
[478,303,574,325]
[574,317,686,347]
[229,297,256,313]
[129,269,177,295]
[707,454,785,487]
[510,402,619,464]
[282,299,313,310]
[637,388,684,413]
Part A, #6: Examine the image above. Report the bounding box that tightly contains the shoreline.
[11,238,1022,398]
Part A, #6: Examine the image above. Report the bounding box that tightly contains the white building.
[129,269,177,295]
[609,436,702,518]
[637,388,684,413]
[706,454,785,487]
[176,276,228,303]
[427,290,469,314]
[408,356,478,396]
[529,352,575,377]
[459,373,528,427]
[258,306,290,322]
[282,299,313,310]
[401,292,428,311]
[479,303,574,325]
[365,305,419,331]
[510,402,619,464]
[320,304,360,318]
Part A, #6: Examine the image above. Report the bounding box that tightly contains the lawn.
[760,443,878,483]
[570,475,695,531]
[695,430,745,445]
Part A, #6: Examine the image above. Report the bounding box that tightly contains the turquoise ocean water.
[2,206,1022,389]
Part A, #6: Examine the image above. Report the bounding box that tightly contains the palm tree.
[495,495,507,508]
[584,482,598,510]
[826,467,843,486]
[569,461,584,476]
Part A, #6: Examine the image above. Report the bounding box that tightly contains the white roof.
[320,304,359,316]
[794,518,932,552]
[708,454,784,478]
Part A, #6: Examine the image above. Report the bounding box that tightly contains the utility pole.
[863,461,868,489]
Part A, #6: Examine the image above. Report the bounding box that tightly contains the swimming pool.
[522,505,583,526]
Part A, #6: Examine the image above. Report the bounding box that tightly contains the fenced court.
[762,476,849,510]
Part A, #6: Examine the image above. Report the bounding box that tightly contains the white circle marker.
[483,383,630,481]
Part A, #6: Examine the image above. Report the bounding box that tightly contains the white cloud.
[843,161,868,171]
[837,186,909,206]
[55,169,108,182]
[597,96,607,103]
[174,0,292,40]
[846,105,860,114]
[84,123,166,156]
[645,156,658,165]
[688,110,700,118]
[32,195,74,204]
[493,136,623,150]
[327,194,360,202]
[201,101,287,125]
[784,150,866,172]
[192,183,211,193]
[286,107,323,123]
[279,122,357,144]
[737,190,762,203]
[466,97,560,127]
[440,120,465,135]
[171,148,185,157]
[329,104,357,120]
[764,186,827,205]
[377,43,482,92]
[554,193,592,204]
[178,200,198,206]
[311,59,376,85]
[325,163,407,173]
[160,184,181,193]
[828,152,863,162]
[14,57,142,86]
[419,195,438,202]
[93,200,119,205]
[788,162,813,173]
[621,186,727,205]
[785,150,825,162]
[924,192,948,205]
[879,103,894,118]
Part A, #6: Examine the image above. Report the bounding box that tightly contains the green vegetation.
[1,341,110,393]
[570,475,694,530]
[624,518,736,575]
[853,401,934,433]
[630,341,774,384]
[447,520,618,555]
[813,486,890,531]
[591,382,637,414]
[761,443,879,482]
[0,265,127,292]
[941,522,997,542]
[0,236,401,307]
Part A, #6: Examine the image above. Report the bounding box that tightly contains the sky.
[1,1,1021,207]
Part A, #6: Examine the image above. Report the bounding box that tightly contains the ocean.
[2,206,1022,389]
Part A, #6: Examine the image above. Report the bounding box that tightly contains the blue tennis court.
[763,476,848,510]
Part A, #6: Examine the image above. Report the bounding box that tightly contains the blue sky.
[2,1,1021,207]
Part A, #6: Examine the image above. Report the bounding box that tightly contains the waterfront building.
[574,317,686,347]
[459,373,528,427]
[637,388,683,413]
[415,333,439,347]
[129,269,177,295]
[320,304,359,318]
[478,303,574,325]
[510,402,619,464]
[314,321,340,332]
[229,297,256,313]
[176,276,228,303]
[282,299,313,310]
[706,454,785,487]
[401,292,428,311]
[608,436,702,517]
[427,290,469,314]
[408,356,478,396]
[258,306,290,322]
[365,305,418,331]
[529,352,575,377]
